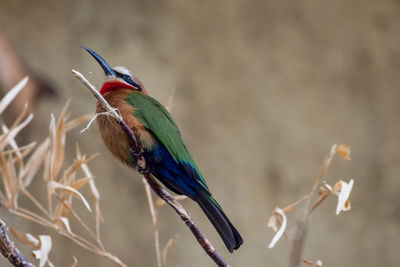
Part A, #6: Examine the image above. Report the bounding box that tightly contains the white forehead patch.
[113,66,132,76]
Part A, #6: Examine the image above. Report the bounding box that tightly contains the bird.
[83,47,243,253]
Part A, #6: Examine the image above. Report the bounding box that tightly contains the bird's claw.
[138,166,150,174]
[130,148,143,157]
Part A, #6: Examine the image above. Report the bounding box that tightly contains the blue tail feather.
[139,142,243,252]
[143,143,202,197]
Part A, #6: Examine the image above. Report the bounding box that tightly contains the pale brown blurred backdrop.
[1,0,400,266]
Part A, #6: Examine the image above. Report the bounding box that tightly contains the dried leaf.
[0,76,28,115]
[49,112,64,180]
[304,259,324,267]
[320,182,332,193]
[48,181,92,212]
[162,236,178,265]
[77,145,103,240]
[344,200,351,211]
[80,158,100,201]
[2,125,22,159]
[20,138,50,188]
[70,256,78,267]
[309,189,331,214]
[65,113,93,132]
[49,102,70,181]
[267,207,287,248]
[0,151,13,204]
[9,227,40,249]
[322,179,354,214]
[7,155,19,208]
[71,177,94,191]
[53,198,72,219]
[57,217,72,234]
[282,195,308,213]
[60,155,95,185]
[49,114,57,180]
[0,151,20,209]
[76,146,100,202]
[336,144,351,160]
[32,235,52,267]
[335,179,354,215]
[0,113,33,151]
[88,173,100,201]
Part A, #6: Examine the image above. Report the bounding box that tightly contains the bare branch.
[0,219,35,267]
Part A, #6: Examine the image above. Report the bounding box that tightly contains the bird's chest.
[96,90,156,167]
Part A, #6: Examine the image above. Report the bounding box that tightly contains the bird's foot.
[130,148,143,157]
[138,166,150,174]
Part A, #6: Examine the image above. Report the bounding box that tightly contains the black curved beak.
[82,46,116,76]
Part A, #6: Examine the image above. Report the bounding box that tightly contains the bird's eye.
[122,74,142,91]
[115,70,142,91]
[123,75,133,84]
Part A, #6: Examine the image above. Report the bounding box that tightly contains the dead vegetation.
[0,77,126,266]
[267,144,354,267]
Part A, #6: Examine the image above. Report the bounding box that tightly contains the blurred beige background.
[1,0,400,266]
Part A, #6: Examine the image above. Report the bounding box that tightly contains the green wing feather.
[125,91,209,192]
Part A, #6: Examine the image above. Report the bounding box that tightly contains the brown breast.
[96,89,156,167]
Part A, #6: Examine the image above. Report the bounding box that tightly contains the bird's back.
[125,91,210,193]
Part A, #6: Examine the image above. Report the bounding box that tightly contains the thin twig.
[289,145,338,267]
[72,69,229,267]
[8,209,52,230]
[308,193,330,215]
[66,202,105,250]
[0,219,35,267]
[21,189,51,218]
[14,208,54,229]
[304,145,337,212]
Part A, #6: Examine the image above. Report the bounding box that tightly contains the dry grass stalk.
[266,144,353,267]
[72,69,229,267]
[142,177,185,267]
[0,77,127,266]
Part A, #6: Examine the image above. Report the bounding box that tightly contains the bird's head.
[83,46,146,95]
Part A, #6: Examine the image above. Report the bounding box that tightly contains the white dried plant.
[0,77,125,266]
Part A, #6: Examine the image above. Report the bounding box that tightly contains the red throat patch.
[100,81,135,95]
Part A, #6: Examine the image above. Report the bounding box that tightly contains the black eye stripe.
[115,71,127,80]
[114,71,142,91]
